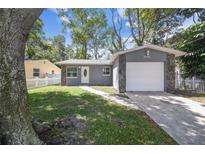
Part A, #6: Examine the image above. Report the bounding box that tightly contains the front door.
[81,66,89,84]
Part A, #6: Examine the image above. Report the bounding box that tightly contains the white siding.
[113,58,119,90]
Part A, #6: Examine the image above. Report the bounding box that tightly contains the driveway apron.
[126,92,205,145]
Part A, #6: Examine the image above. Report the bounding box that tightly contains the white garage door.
[126,62,164,91]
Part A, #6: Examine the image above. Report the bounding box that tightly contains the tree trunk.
[0,8,43,144]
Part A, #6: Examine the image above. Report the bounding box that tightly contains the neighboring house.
[25,59,61,79]
[57,44,185,93]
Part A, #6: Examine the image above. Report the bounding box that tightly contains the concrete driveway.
[126,92,205,144]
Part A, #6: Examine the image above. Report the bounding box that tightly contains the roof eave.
[111,45,186,62]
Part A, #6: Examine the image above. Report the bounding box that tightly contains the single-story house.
[25,59,61,79]
[57,44,185,93]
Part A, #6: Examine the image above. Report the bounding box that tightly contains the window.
[33,68,40,77]
[51,70,55,74]
[67,67,78,78]
[103,67,111,76]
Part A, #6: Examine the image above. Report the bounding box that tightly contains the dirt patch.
[32,115,89,145]
[174,90,205,104]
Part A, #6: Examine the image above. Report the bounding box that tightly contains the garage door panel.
[126,62,164,91]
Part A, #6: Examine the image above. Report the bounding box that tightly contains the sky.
[39,8,195,46]
[39,8,131,45]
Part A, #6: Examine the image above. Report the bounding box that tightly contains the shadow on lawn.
[29,90,176,145]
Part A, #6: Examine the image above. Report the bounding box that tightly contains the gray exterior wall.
[61,65,66,86]
[116,47,175,92]
[62,65,112,86]
[89,65,112,86]
[126,48,167,62]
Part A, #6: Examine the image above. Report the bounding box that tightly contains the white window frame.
[66,66,78,78]
[102,66,111,76]
[33,68,40,77]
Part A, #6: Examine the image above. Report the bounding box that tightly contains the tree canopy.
[168,22,205,80]
[58,8,110,59]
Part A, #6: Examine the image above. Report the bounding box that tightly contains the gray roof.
[56,59,112,65]
[56,45,186,65]
[111,44,186,62]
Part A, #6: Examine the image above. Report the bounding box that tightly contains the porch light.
[146,50,150,56]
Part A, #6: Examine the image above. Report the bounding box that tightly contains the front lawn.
[92,86,129,98]
[91,86,117,94]
[29,86,176,144]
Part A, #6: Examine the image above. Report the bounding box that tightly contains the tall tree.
[126,8,154,46]
[109,9,131,53]
[88,10,110,59]
[150,9,183,46]
[0,8,43,144]
[59,8,109,59]
[167,22,205,80]
[25,18,58,63]
[126,8,183,46]
[25,18,45,59]
[176,8,205,23]
[53,35,66,60]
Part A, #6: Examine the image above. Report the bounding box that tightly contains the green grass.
[29,86,176,144]
[92,86,129,98]
[92,86,117,94]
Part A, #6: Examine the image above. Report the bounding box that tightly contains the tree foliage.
[26,20,69,63]
[126,8,183,46]
[25,18,46,59]
[168,22,205,80]
[53,35,67,60]
[58,8,109,59]
[176,8,205,23]
[109,9,130,53]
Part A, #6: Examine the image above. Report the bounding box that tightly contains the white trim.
[66,66,78,78]
[66,77,78,79]
[102,66,111,76]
